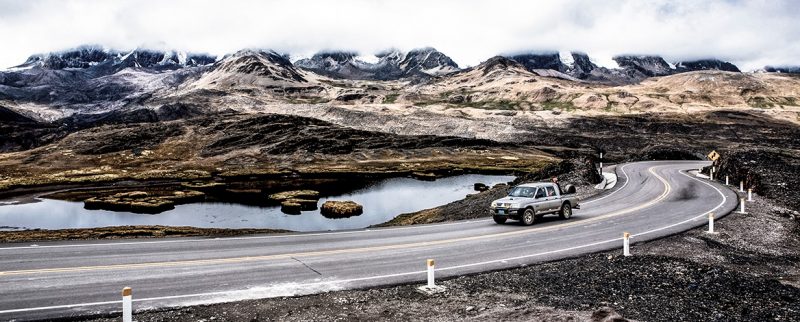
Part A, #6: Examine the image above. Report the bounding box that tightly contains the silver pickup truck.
[490,182,580,225]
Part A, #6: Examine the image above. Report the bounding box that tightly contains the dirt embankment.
[713,149,800,211]
[0,226,289,243]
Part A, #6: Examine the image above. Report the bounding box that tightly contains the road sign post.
[426,259,435,288]
[708,213,715,233]
[122,287,132,322]
[707,150,720,161]
[623,232,631,256]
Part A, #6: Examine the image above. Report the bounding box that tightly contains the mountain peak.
[612,55,674,77]
[399,47,459,76]
[478,56,527,75]
[294,48,459,80]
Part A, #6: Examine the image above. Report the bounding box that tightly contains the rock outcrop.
[320,200,364,218]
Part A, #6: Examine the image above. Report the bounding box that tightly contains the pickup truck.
[490,182,580,225]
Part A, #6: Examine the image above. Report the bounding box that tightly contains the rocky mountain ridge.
[14,45,217,74]
[505,52,745,84]
[294,47,459,81]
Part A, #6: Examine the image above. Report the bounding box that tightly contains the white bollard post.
[122,287,132,322]
[739,198,746,214]
[748,189,753,202]
[740,181,744,193]
[708,213,715,233]
[600,162,603,170]
[710,168,714,181]
[623,232,631,257]
[426,259,435,288]
[725,176,729,186]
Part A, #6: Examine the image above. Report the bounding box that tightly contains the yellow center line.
[1,166,672,277]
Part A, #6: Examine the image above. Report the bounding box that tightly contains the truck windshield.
[508,187,535,198]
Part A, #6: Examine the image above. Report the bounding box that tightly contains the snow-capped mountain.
[503,52,743,84]
[294,48,459,80]
[13,45,217,74]
[398,47,460,76]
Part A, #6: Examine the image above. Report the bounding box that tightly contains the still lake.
[0,174,515,232]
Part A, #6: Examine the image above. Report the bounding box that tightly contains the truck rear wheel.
[521,208,536,226]
[559,203,572,219]
[493,216,507,224]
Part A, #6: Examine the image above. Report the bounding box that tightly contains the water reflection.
[0,174,514,232]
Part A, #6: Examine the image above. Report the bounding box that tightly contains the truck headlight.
[490,202,498,207]
[509,203,521,209]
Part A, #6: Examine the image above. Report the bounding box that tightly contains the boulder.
[84,191,175,214]
[287,198,318,211]
[320,200,363,218]
[591,307,629,322]
[83,190,204,214]
[268,190,320,202]
[474,183,488,191]
[280,200,302,214]
[411,172,437,181]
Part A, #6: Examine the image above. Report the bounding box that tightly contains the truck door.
[533,188,548,212]
[545,185,560,212]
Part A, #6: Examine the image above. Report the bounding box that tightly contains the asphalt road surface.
[0,161,739,320]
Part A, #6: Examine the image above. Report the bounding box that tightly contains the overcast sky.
[0,0,797,70]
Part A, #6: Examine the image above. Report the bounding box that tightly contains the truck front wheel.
[521,208,536,226]
[493,216,507,224]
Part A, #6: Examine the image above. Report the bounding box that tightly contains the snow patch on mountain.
[559,51,575,69]
[590,55,620,69]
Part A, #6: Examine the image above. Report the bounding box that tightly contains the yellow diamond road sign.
[708,150,720,161]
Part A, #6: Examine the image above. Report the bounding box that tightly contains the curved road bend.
[0,161,739,320]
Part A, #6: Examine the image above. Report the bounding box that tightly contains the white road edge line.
[0,162,729,315]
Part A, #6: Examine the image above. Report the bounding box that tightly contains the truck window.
[535,188,546,199]
[509,187,534,198]
[546,186,556,196]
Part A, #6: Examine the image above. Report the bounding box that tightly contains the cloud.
[0,0,797,70]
